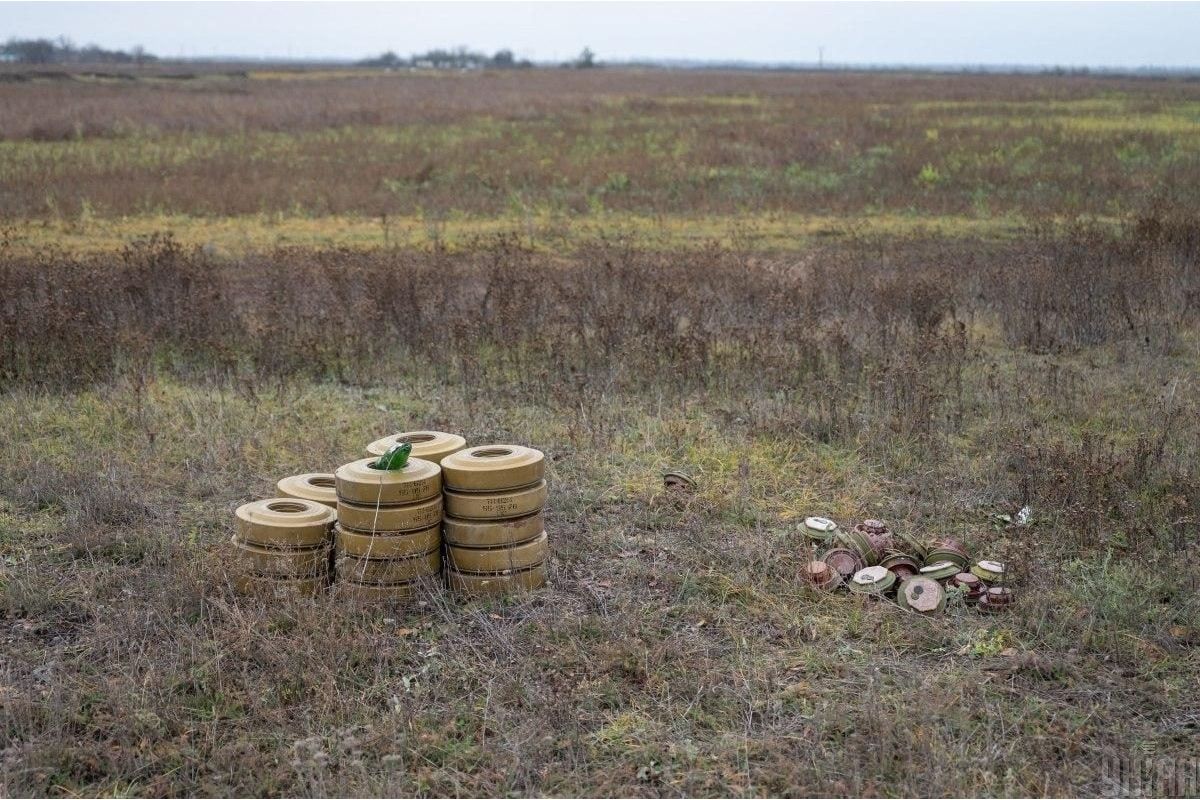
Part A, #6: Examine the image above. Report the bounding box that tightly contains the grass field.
[2,67,1199,797]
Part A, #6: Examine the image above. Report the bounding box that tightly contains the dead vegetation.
[3,216,1196,390]
[2,217,1199,795]
[2,69,1199,219]
[1,70,1199,797]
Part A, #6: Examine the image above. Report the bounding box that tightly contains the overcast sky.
[6,1,1199,68]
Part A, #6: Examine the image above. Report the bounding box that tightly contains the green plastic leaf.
[372,442,412,470]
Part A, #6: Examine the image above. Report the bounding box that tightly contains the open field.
[2,67,1200,797]
[1,211,1038,256]
[4,69,1200,223]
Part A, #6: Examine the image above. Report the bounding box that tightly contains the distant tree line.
[1,37,156,65]
[358,46,598,69]
[358,46,531,69]
[1,37,601,70]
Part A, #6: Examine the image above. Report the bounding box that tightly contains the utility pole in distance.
[818,45,825,69]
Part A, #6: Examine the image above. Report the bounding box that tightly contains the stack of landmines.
[330,434,452,601]
[228,431,549,601]
[799,516,1013,614]
[440,444,549,594]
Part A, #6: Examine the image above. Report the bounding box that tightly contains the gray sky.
[5,1,1199,67]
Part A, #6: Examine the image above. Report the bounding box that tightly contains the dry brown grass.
[2,67,1180,141]
[2,217,1194,390]
[2,217,1199,796]
[2,68,1199,219]
[2,68,1200,798]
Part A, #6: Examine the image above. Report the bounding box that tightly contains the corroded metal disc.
[919,560,959,581]
[821,547,864,579]
[803,516,839,542]
[901,576,945,613]
[971,560,1006,582]
[664,471,697,492]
